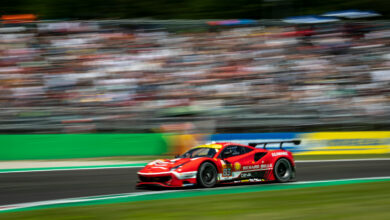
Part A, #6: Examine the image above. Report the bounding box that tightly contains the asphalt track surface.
[1,160,390,206]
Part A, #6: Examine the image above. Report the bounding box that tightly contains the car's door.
[218,145,254,180]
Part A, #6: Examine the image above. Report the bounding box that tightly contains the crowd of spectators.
[1,20,390,133]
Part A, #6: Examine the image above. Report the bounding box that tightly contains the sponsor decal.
[243,165,259,170]
[241,172,251,178]
[271,152,288,157]
[222,164,232,177]
[234,162,241,171]
[243,164,272,171]
[261,164,272,169]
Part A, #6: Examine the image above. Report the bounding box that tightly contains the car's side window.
[221,145,249,158]
[243,147,253,154]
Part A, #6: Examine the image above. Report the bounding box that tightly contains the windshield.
[180,147,217,158]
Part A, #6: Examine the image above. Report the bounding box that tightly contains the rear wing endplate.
[248,140,301,149]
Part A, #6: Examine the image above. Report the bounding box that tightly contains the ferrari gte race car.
[137,140,300,188]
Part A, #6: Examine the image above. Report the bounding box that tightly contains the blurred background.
[1,2,390,218]
[0,1,390,136]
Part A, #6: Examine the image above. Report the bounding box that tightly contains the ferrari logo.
[234,162,241,171]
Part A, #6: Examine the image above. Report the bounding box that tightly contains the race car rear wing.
[248,140,301,149]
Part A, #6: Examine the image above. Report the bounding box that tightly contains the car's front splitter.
[137,171,198,187]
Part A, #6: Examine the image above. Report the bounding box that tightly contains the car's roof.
[192,142,254,150]
[192,143,224,150]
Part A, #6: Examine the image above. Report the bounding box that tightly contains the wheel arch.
[274,156,295,171]
[273,156,295,182]
[277,156,294,166]
[197,159,219,187]
[200,159,219,171]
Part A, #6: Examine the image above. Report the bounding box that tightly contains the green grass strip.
[4,180,390,220]
[1,177,390,214]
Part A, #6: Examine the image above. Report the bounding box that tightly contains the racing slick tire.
[197,162,217,188]
[273,158,293,183]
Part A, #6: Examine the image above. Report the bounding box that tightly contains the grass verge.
[2,181,390,220]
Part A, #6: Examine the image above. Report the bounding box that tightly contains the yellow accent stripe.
[193,144,223,150]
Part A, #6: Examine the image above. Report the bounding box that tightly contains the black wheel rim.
[278,163,287,177]
[201,165,215,185]
[276,160,291,180]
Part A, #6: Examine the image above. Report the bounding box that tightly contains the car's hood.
[141,158,193,173]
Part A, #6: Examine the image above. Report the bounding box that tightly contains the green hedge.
[0,134,168,160]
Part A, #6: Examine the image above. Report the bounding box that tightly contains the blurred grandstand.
[1,18,390,133]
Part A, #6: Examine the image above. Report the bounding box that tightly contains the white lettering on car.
[271,152,288,157]
[242,164,272,171]
[241,173,252,178]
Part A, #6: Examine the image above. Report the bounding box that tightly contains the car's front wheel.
[197,162,217,188]
[273,158,293,183]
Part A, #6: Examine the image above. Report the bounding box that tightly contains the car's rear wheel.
[197,162,217,188]
[273,158,293,183]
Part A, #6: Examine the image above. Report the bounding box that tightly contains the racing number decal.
[222,164,232,177]
[223,167,232,177]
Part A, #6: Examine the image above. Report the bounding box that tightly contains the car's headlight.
[170,161,190,171]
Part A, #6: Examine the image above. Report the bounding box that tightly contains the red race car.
[137,140,300,188]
